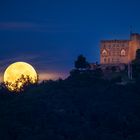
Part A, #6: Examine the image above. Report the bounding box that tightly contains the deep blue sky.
[0,0,140,80]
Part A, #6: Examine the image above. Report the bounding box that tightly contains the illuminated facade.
[100,33,140,65]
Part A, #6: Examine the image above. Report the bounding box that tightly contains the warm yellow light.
[3,62,38,92]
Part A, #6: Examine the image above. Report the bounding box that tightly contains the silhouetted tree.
[111,66,117,72]
[69,69,80,77]
[136,49,140,59]
[132,49,140,79]
[75,55,90,70]
[94,68,103,78]
[4,75,38,92]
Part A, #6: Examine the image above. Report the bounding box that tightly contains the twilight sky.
[0,0,140,81]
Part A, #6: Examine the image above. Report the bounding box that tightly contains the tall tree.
[132,49,140,79]
[136,49,140,59]
[75,55,90,70]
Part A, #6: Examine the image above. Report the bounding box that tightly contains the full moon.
[4,62,38,92]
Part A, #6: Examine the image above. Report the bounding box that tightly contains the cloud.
[0,53,69,82]
[0,71,65,83]
[0,22,36,30]
[0,54,40,76]
[0,21,80,32]
[39,72,66,81]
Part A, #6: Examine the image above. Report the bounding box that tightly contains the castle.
[100,33,140,65]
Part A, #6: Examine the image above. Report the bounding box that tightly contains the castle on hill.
[100,33,140,65]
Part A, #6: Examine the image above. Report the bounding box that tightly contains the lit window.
[102,49,108,56]
[121,49,126,56]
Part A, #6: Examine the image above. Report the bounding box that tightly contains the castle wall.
[100,33,140,65]
[100,40,129,64]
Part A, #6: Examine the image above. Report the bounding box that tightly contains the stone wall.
[100,33,140,65]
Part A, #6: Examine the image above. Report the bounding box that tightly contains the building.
[100,33,140,65]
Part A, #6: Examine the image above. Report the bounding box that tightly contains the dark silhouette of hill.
[0,52,140,140]
[0,72,140,140]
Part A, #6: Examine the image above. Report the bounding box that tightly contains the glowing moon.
[4,62,38,91]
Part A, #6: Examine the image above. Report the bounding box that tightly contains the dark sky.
[0,0,140,80]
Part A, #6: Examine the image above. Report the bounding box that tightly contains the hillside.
[0,74,140,140]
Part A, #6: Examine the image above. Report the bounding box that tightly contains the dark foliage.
[4,75,38,92]
[132,49,140,80]
[75,55,90,70]
[136,49,140,59]
[111,66,117,72]
[0,73,140,140]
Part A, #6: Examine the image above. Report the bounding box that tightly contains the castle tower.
[129,33,140,62]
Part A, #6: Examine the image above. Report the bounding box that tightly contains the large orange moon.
[3,62,38,91]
